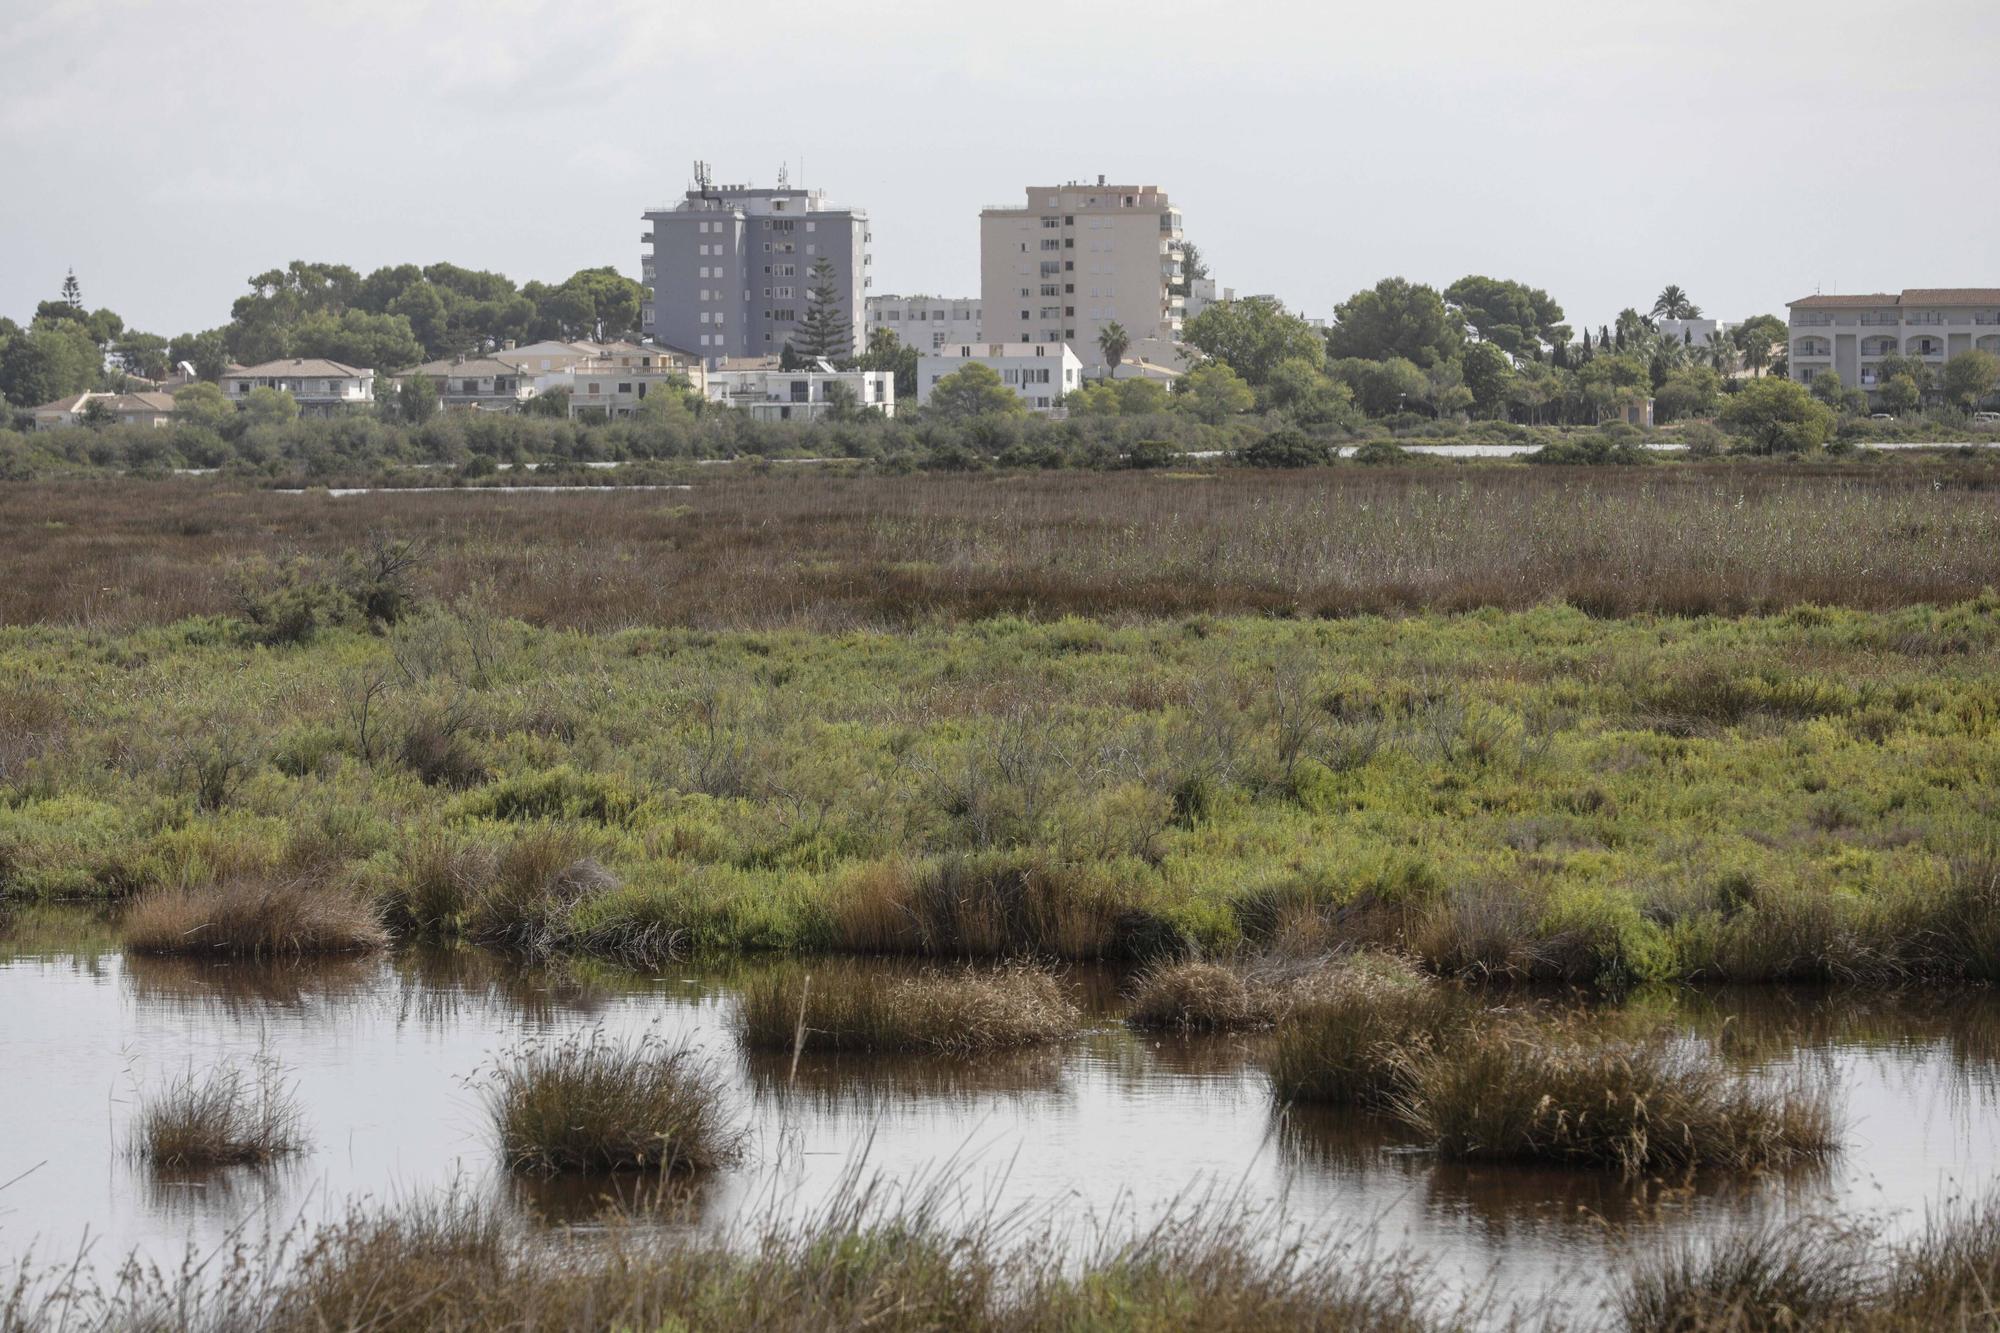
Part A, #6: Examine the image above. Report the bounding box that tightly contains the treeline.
[0,261,650,408]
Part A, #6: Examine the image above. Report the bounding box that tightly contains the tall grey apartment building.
[641,173,870,366]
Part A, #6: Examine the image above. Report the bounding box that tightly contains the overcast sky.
[4,0,1996,340]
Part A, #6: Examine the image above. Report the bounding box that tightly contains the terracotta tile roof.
[221,358,372,378]
[1790,289,2000,309]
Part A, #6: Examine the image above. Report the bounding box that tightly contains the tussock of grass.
[738,963,1080,1056]
[487,1030,740,1175]
[379,829,614,958]
[133,1055,307,1168]
[1266,960,1473,1106]
[1126,952,1426,1033]
[122,876,387,957]
[1398,1016,1837,1178]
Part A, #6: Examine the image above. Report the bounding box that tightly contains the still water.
[4,916,1999,1325]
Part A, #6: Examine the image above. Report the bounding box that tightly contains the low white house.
[29,390,177,430]
[219,358,374,416]
[569,347,705,420]
[702,359,894,421]
[917,341,1082,413]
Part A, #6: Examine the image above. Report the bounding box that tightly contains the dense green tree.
[396,373,439,425]
[1656,365,1724,422]
[857,326,919,402]
[1460,342,1515,417]
[1064,381,1120,417]
[1720,377,1835,453]
[925,362,1023,419]
[1330,355,1429,418]
[792,258,850,361]
[1731,315,1786,377]
[1878,373,1921,416]
[169,329,231,381]
[0,323,101,406]
[1175,361,1254,424]
[1238,425,1330,468]
[171,382,235,427]
[1182,296,1324,386]
[290,308,424,371]
[1328,278,1462,367]
[1113,378,1170,415]
[1943,350,1999,410]
[242,385,301,425]
[114,331,172,380]
[1262,356,1349,424]
[1443,276,1568,359]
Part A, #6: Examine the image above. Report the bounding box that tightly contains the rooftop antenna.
[777,162,789,189]
[693,159,713,195]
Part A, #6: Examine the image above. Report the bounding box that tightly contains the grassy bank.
[3,591,1998,982]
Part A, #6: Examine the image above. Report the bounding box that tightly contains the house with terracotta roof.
[218,358,375,417]
[1788,289,2000,397]
[29,391,177,431]
[395,356,540,412]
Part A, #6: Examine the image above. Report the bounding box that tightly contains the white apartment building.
[1656,318,1735,349]
[219,359,374,417]
[568,345,704,420]
[918,342,1082,413]
[702,360,894,421]
[979,177,1185,373]
[1787,289,2000,394]
[864,294,983,351]
[1183,278,1234,322]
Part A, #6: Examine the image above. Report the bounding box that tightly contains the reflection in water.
[4,907,2000,1327]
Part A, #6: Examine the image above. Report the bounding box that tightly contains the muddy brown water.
[4,916,2000,1327]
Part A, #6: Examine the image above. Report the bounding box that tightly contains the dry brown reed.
[737,962,1080,1056]
[122,876,388,957]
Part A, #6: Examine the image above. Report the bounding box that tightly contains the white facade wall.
[1788,293,2000,394]
[864,295,983,351]
[917,341,1082,413]
[701,367,894,420]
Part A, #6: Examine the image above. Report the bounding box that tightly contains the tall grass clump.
[122,876,388,957]
[738,962,1079,1056]
[1398,1016,1837,1178]
[1266,959,1473,1106]
[486,1030,741,1175]
[1619,1219,1874,1332]
[1127,952,1422,1033]
[133,1055,307,1168]
[465,829,616,957]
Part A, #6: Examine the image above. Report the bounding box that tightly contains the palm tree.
[1097,321,1130,378]
[1650,285,1702,321]
[1705,332,1739,378]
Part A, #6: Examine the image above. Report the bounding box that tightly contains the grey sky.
[4,0,1996,341]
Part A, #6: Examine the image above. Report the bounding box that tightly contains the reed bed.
[1264,959,1475,1106]
[121,877,387,957]
[1125,952,1431,1032]
[485,1030,741,1176]
[131,1055,306,1168]
[737,963,1080,1056]
[5,467,2000,632]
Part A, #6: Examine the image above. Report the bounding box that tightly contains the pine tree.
[790,258,850,362]
[60,269,81,309]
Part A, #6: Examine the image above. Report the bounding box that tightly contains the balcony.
[641,232,655,244]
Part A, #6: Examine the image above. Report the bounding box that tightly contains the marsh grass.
[6,1179,1444,1333]
[486,1030,741,1175]
[1126,952,1424,1032]
[121,876,387,957]
[379,829,615,959]
[1265,962,1475,1106]
[737,963,1080,1056]
[1398,1016,1837,1178]
[132,1055,307,1169]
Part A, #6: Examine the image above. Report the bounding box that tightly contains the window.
[617,382,632,395]
[588,380,602,393]
[1042,217,1060,229]
[1041,238,1061,251]
[805,221,815,232]
[790,379,809,402]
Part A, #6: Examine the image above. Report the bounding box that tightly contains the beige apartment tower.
[979,178,1184,373]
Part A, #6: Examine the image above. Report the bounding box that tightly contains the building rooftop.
[1790,289,2000,309]
[30,390,176,414]
[223,358,373,378]
[409,358,527,380]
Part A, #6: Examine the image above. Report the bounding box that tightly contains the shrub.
[1620,1220,1872,1333]
[486,1030,740,1175]
[1350,440,1411,466]
[1238,426,1332,468]
[737,962,1079,1056]
[133,1055,307,1168]
[123,877,388,957]
[467,829,616,957]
